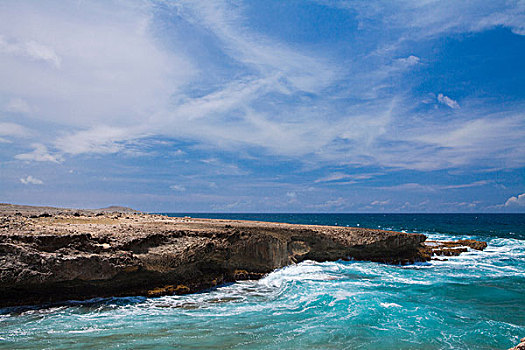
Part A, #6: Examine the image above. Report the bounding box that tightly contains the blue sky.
[0,0,524,212]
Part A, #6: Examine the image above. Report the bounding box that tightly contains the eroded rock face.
[0,208,431,307]
[0,205,487,308]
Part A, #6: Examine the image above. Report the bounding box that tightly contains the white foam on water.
[3,235,522,323]
[259,260,343,289]
[328,290,368,307]
[380,302,401,308]
[67,327,104,334]
[423,236,525,280]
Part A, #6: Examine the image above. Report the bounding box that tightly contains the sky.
[0,0,524,213]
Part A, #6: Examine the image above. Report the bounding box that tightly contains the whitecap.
[68,327,104,334]
[380,302,401,308]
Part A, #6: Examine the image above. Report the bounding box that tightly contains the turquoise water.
[1,214,524,349]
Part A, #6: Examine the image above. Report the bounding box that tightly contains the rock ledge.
[0,205,486,308]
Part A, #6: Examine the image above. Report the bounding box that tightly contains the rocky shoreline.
[0,204,487,308]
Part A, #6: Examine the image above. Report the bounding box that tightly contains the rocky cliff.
[0,206,484,308]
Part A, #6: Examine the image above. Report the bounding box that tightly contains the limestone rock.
[0,204,486,308]
[0,207,429,307]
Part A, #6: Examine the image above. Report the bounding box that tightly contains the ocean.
[1,214,524,349]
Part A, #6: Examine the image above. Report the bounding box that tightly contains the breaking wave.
[1,215,524,349]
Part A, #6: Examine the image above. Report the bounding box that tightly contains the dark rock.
[433,239,487,251]
[433,247,468,256]
[425,239,488,257]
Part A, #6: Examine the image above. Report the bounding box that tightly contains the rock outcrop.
[509,337,525,350]
[0,205,487,308]
[424,239,487,257]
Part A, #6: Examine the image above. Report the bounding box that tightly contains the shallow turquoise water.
[1,214,524,349]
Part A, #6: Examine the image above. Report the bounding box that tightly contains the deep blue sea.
[1,214,524,349]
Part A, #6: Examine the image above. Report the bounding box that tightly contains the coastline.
[0,204,485,308]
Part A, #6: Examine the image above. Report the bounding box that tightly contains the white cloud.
[54,126,132,155]
[377,183,434,191]
[25,40,61,67]
[5,98,32,113]
[199,158,249,176]
[443,201,480,208]
[315,172,352,183]
[505,193,525,207]
[437,93,460,109]
[0,35,61,68]
[0,0,523,175]
[212,199,252,211]
[370,199,390,206]
[442,180,489,189]
[173,1,336,93]
[0,122,29,137]
[0,0,194,133]
[396,55,420,67]
[315,172,380,183]
[20,175,43,185]
[286,191,298,204]
[378,180,491,192]
[311,197,347,209]
[169,185,186,192]
[15,143,63,163]
[336,0,525,40]
[383,113,525,170]
[172,149,185,156]
[0,0,337,160]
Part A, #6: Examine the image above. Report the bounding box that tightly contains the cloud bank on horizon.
[0,0,524,212]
